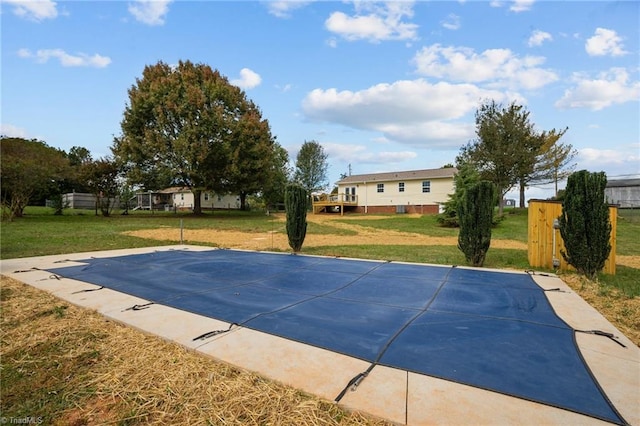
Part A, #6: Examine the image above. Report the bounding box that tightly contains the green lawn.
[2,206,638,296]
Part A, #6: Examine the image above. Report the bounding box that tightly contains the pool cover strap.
[576,329,627,348]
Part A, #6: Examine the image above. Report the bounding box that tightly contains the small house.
[334,167,457,214]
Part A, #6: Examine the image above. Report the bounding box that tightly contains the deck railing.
[313,193,358,204]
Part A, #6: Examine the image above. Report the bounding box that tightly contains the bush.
[558,170,611,280]
[457,181,495,267]
[285,183,308,252]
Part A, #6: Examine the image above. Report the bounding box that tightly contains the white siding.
[172,191,240,210]
[339,177,453,208]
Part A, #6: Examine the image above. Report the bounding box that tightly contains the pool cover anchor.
[192,322,238,341]
[12,267,41,273]
[576,329,627,348]
[72,286,105,294]
[334,364,376,403]
[37,274,63,281]
[122,302,155,312]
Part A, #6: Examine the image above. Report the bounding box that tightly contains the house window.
[422,181,431,193]
[204,193,210,201]
[377,183,384,193]
[217,195,222,202]
[180,193,184,200]
[398,182,405,192]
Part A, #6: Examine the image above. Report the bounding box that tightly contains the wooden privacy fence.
[528,200,617,275]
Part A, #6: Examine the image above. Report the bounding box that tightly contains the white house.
[164,187,241,211]
[136,187,241,211]
[335,167,457,214]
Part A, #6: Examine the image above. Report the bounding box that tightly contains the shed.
[605,178,640,208]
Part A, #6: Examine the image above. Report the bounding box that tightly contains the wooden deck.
[312,193,358,215]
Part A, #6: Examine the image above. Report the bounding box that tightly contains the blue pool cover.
[47,249,627,425]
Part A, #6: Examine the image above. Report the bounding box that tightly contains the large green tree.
[113,60,276,214]
[459,100,536,215]
[293,140,329,194]
[261,144,291,210]
[0,137,70,219]
[222,107,279,210]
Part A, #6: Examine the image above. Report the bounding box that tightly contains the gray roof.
[337,167,457,184]
[606,178,640,188]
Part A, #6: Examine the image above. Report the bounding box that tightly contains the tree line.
[1,60,329,220]
[3,60,576,221]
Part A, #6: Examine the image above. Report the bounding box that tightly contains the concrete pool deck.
[2,245,638,425]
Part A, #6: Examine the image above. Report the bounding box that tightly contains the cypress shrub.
[285,183,308,252]
[558,170,611,280]
[457,181,495,267]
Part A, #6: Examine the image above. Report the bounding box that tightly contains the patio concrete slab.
[406,372,607,426]
[2,245,638,426]
[197,327,371,402]
[339,365,408,425]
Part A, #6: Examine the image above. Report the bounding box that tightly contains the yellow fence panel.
[528,200,617,275]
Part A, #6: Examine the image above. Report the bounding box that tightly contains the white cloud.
[302,79,508,148]
[3,0,58,21]
[585,28,628,57]
[489,0,534,12]
[326,37,338,48]
[555,68,640,110]
[275,83,292,93]
[323,142,417,165]
[128,0,172,26]
[528,30,552,47]
[577,146,640,177]
[412,44,558,90]
[325,1,418,43]
[18,48,111,68]
[510,0,535,12]
[265,1,313,18]
[441,13,460,30]
[0,123,28,138]
[231,68,262,90]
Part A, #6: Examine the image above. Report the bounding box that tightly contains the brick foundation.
[353,205,439,214]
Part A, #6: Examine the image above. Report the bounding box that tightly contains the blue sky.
[2,0,639,201]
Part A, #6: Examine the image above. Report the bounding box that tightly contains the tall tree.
[68,146,93,167]
[293,140,329,194]
[82,158,120,217]
[437,162,478,227]
[113,60,268,214]
[261,144,291,210]
[531,128,575,197]
[221,107,280,210]
[457,181,496,267]
[460,100,536,215]
[558,170,611,280]
[285,183,308,252]
[0,137,70,220]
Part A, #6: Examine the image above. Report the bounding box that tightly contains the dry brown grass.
[0,276,391,426]
[561,274,640,347]
[123,212,527,252]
